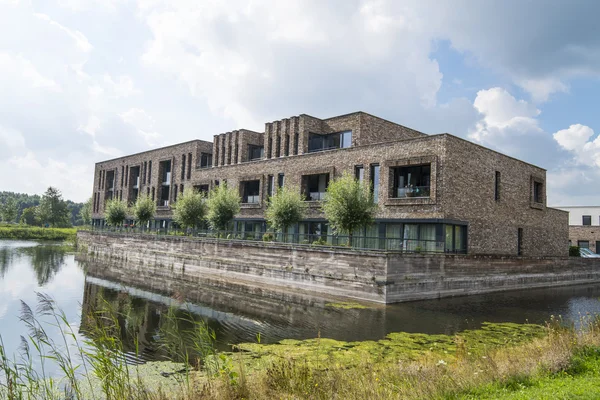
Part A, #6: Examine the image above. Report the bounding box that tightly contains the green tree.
[173,188,207,230]
[132,194,156,229]
[206,183,240,232]
[1,198,18,224]
[322,172,376,243]
[20,206,40,226]
[79,197,92,226]
[38,187,71,227]
[104,198,128,226]
[265,186,306,239]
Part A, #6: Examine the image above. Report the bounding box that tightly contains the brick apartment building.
[91,111,568,256]
[554,206,600,254]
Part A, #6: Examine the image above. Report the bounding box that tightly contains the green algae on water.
[233,322,548,371]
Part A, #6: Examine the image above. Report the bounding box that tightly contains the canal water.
[2,239,600,375]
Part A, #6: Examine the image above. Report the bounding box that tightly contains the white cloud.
[120,108,163,147]
[34,12,93,53]
[0,52,61,91]
[553,124,600,168]
[468,88,545,158]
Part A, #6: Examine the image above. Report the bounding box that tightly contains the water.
[2,239,600,375]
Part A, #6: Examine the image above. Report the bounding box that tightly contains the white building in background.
[554,206,600,253]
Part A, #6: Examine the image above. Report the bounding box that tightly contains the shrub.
[132,194,156,229]
[206,184,240,231]
[104,199,128,226]
[262,232,275,242]
[569,246,581,257]
[322,172,376,243]
[265,186,306,237]
[173,188,207,230]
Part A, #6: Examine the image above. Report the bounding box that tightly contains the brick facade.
[91,111,568,256]
[568,226,600,254]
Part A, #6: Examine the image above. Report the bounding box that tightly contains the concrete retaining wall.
[77,231,600,304]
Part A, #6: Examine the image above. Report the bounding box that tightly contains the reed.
[2,295,600,399]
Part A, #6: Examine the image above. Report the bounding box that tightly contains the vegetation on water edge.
[0,224,77,241]
[3,294,600,399]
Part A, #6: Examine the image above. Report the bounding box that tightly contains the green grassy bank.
[3,293,600,400]
[0,224,77,241]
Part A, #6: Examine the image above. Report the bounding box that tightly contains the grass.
[2,295,600,399]
[0,224,77,241]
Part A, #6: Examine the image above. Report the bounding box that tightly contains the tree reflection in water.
[19,246,66,285]
[0,248,12,278]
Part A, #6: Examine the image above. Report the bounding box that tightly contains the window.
[307,130,352,152]
[391,164,430,198]
[143,162,147,183]
[596,241,600,255]
[278,173,285,189]
[583,215,592,226]
[181,154,186,179]
[267,175,275,197]
[517,228,523,256]
[200,153,212,168]
[302,173,329,201]
[370,164,380,203]
[284,135,289,156]
[121,166,124,187]
[578,240,589,249]
[276,136,281,157]
[187,153,192,179]
[294,133,299,155]
[194,184,210,195]
[248,144,264,161]
[148,161,152,184]
[533,181,543,203]
[240,180,260,203]
[495,171,501,201]
[355,165,364,183]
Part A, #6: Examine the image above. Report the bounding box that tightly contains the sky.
[1,0,599,205]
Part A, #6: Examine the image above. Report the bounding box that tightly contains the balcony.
[395,186,430,198]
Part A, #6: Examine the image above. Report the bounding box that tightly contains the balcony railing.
[133,177,140,189]
[394,186,430,198]
[243,195,260,204]
[159,200,169,207]
[306,192,326,201]
[89,226,461,253]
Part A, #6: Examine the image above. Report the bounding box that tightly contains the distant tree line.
[0,188,89,227]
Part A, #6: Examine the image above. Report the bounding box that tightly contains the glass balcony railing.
[307,192,326,201]
[395,186,430,198]
[133,177,140,189]
[162,172,171,185]
[243,195,260,204]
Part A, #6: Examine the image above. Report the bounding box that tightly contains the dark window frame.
[495,171,501,201]
[307,130,352,153]
[583,215,592,226]
[240,180,261,204]
[391,164,431,198]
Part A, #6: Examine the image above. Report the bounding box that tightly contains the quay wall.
[77,231,600,304]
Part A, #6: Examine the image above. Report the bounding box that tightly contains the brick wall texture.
[91,111,568,256]
[569,226,600,253]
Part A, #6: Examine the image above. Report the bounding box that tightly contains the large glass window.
[370,164,380,203]
[578,240,589,248]
[583,215,592,226]
[248,145,264,161]
[241,180,260,203]
[392,164,431,198]
[307,130,352,152]
[200,153,212,168]
[302,173,329,201]
[355,165,364,182]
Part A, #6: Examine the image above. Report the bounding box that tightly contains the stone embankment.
[77,231,600,304]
